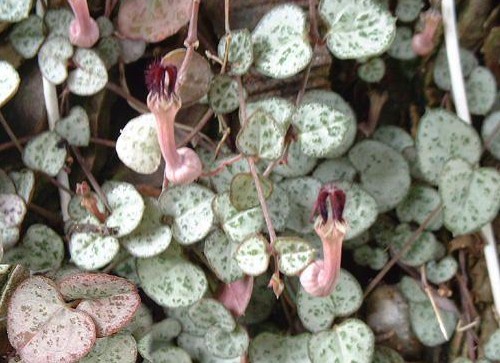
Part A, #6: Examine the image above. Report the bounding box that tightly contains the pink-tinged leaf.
[117,0,191,43]
[7,276,96,363]
[218,276,254,317]
[58,273,141,337]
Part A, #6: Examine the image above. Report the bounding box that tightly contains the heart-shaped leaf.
[426,256,458,284]
[398,276,428,303]
[357,57,385,83]
[387,27,416,60]
[266,184,290,232]
[236,109,285,160]
[121,197,172,258]
[349,140,411,212]
[485,329,500,361]
[38,36,73,85]
[396,0,424,22]
[230,173,273,211]
[97,16,114,38]
[373,125,414,152]
[273,141,317,177]
[482,111,500,160]
[297,269,363,332]
[0,0,33,22]
[208,75,240,114]
[68,49,108,96]
[55,106,91,147]
[319,0,396,59]
[7,276,96,363]
[373,345,405,363]
[205,324,249,359]
[466,66,497,116]
[68,193,106,221]
[218,29,253,76]
[0,169,15,194]
[119,38,147,64]
[246,97,295,131]
[103,181,145,237]
[80,333,137,363]
[116,113,161,174]
[275,237,316,275]
[204,229,244,284]
[353,245,388,270]
[159,183,215,245]
[122,303,153,340]
[45,9,74,39]
[313,158,357,184]
[396,184,443,231]
[145,346,192,363]
[137,318,181,360]
[235,234,270,276]
[96,37,121,69]
[8,169,35,203]
[0,61,20,107]
[250,332,312,363]
[58,273,141,337]
[252,4,313,79]
[0,194,26,227]
[69,229,120,271]
[292,102,350,158]
[207,153,250,193]
[433,47,478,91]
[213,193,264,242]
[137,252,207,308]
[439,158,500,235]
[0,224,20,249]
[308,319,375,363]
[188,298,236,333]
[4,224,64,272]
[117,0,191,43]
[9,15,45,59]
[22,131,67,177]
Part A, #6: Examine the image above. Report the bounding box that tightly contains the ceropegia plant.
[0,0,499,362]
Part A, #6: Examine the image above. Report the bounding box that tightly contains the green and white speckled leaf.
[230,173,272,211]
[439,158,500,235]
[388,26,416,60]
[205,325,249,359]
[137,319,181,360]
[292,102,349,158]
[0,224,20,249]
[116,113,161,174]
[313,158,357,184]
[213,193,264,242]
[250,333,312,363]
[252,4,312,79]
[246,97,294,131]
[204,229,244,283]
[266,185,290,232]
[9,15,44,59]
[409,299,458,347]
[188,298,236,333]
[353,245,388,270]
[485,329,500,360]
[320,0,396,59]
[144,346,191,363]
[434,47,478,91]
[349,140,411,212]
[343,230,370,250]
[396,0,424,22]
[0,169,15,194]
[426,256,458,284]
[308,319,375,363]
[373,346,405,363]
[22,131,67,177]
[55,106,90,147]
[0,61,20,107]
[218,29,253,76]
[97,16,114,38]
[9,169,35,204]
[69,231,120,270]
[280,177,321,234]
[371,216,396,248]
[121,197,172,258]
[4,224,64,272]
[208,75,240,114]
[103,181,144,238]
[396,184,443,231]
[80,333,137,363]
[275,237,316,275]
[45,9,73,39]
[137,252,207,308]
[119,38,147,64]
[38,36,73,85]
[0,0,33,22]
[482,111,500,160]
[122,303,153,340]
[159,183,214,245]
[466,66,497,116]
[68,49,108,96]
[240,274,275,325]
[389,224,445,266]
[235,234,270,276]
[297,269,363,332]
[113,253,140,285]
[96,37,121,69]
[208,154,250,193]
[373,125,414,152]
[67,192,106,221]
[236,110,284,160]
[402,146,426,180]
[273,141,317,177]
[0,193,26,227]
[398,276,427,303]
[357,57,385,83]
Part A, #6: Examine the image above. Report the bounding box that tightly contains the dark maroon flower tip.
[310,184,346,224]
[145,59,177,98]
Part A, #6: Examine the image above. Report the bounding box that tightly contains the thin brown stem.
[105,82,149,113]
[421,266,450,341]
[179,109,215,147]
[202,153,243,177]
[0,111,23,153]
[29,203,62,226]
[224,0,231,34]
[0,135,32,153]
[90,137,116,148]
[43,173,75,196]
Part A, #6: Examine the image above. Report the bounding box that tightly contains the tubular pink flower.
[67,0,100,48]
[412,10,442,56]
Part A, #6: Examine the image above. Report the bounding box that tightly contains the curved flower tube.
[67,0,100,48]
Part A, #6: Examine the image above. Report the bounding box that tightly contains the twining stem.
[364,205,442,297]
[0,112,23,153]
[202,153,243,177]
[179,109,215,147]
[224,0,231,34]
[106,82,149,113]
